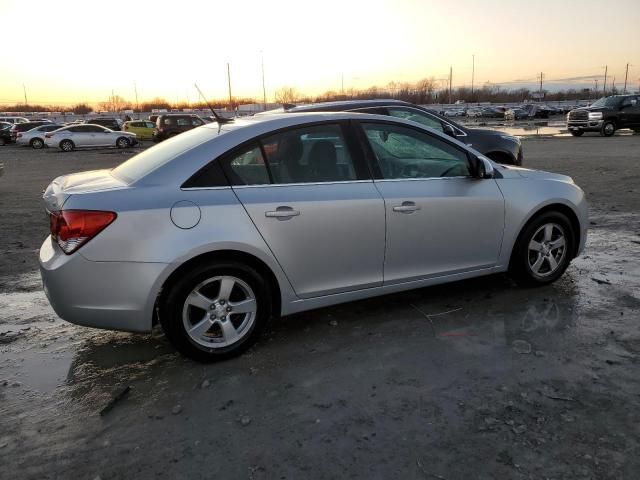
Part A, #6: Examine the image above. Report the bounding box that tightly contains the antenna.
[194,83,233,124]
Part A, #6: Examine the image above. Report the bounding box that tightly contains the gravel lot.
[1,135,639,479]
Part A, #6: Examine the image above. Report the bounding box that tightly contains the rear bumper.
[39,236,167,332]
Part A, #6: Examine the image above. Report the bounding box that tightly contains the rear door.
[227,122,385,298]
[357,120,505,284]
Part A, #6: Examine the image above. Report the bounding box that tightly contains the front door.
[226,122,385,298]
[358,121,505,284]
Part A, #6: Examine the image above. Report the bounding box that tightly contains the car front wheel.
[509,211,575,287]
[31,138,44,149]
[601,121,616,137]
[116,137,130,148]
[160,261,272,362]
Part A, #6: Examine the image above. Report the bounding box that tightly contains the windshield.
[590,97,622,108]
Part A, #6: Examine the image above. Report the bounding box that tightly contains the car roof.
[287,99,413,112]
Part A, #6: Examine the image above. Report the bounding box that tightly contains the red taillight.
[17,133,22,138]
[45,133,53,138]
[124,124,129,130]
[49,210,117,254]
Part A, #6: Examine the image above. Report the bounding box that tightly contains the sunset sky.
[1,0,639,106]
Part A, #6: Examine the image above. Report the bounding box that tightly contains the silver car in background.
[40,113,588,361]
[44,124,137,151]
[16,124,64,149]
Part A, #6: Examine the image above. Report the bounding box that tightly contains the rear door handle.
[392,202,420,213]
[265,206,300,219]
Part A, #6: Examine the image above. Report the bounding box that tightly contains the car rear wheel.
[601,121,616,137]
[59,140,74,152]
[116,137,130,148]
[509,211,575,287]
[569,130,584,137]
[30,138,44,149]
[160,261,272,362]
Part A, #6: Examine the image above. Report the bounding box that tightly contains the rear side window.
[225,144,270,185]
[177,118,190,126]
[261,124,357,184]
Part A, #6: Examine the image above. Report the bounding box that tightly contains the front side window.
[361,122,470,179]
[387,108,444,132]
[261,124,357,184]
[177,118,191,126]
[191,117,203,126]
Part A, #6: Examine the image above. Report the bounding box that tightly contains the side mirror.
[443,124,456,138]
[475,155,494,179]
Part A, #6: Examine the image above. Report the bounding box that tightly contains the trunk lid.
[42,169,127,211]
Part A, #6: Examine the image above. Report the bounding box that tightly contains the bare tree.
[274,86,300,104]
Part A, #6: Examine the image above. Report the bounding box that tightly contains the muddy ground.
[1,135,639,479]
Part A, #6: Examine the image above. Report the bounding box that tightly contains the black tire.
[30,138,44,149]
[601,120,616,137]
[159,261,272,362]
[509,211,575,287]
[569,130,584,137]
[116,137,130,149]
[59,139,74,152]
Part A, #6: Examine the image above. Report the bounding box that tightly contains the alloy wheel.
[182,276,257,349]
[527,223,567,278]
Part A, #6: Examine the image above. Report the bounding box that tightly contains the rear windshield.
[111,126,216,184]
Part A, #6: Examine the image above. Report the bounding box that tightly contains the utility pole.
[594,79,598,99]
[603,65,608,96]
[537,72,545,101]
[612,77,616,93]
[22,84,28,106]
[471,54,475,102]
[449,66,452,104]
[227,62,233,108]
[623,63,630,93]
[260,52,267,109]
[134,82,139,112]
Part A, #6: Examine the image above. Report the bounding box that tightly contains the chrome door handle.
[392,202,420,213]
[265,207,300,219]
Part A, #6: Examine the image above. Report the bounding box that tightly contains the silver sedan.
[39,113,588,361]
[44,124,137,151]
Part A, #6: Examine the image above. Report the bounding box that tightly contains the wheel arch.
[509,202,582,268]
[484,150,516,165]
[154,249,283,326]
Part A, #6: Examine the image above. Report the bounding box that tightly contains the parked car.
[466,108,483,118]
[0,122,13,145]
[39,112,587,361]
[0,116,29,124]
[504,107,529,121]
[83,117,122,131]
[44,124,137,151]
[16,124,64,149]
[567,94,640,137]
[520,104,550,119]
[123,120,155,140]
[284,100,523,165]
[153,114,205,142]
[9,121,55,142]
